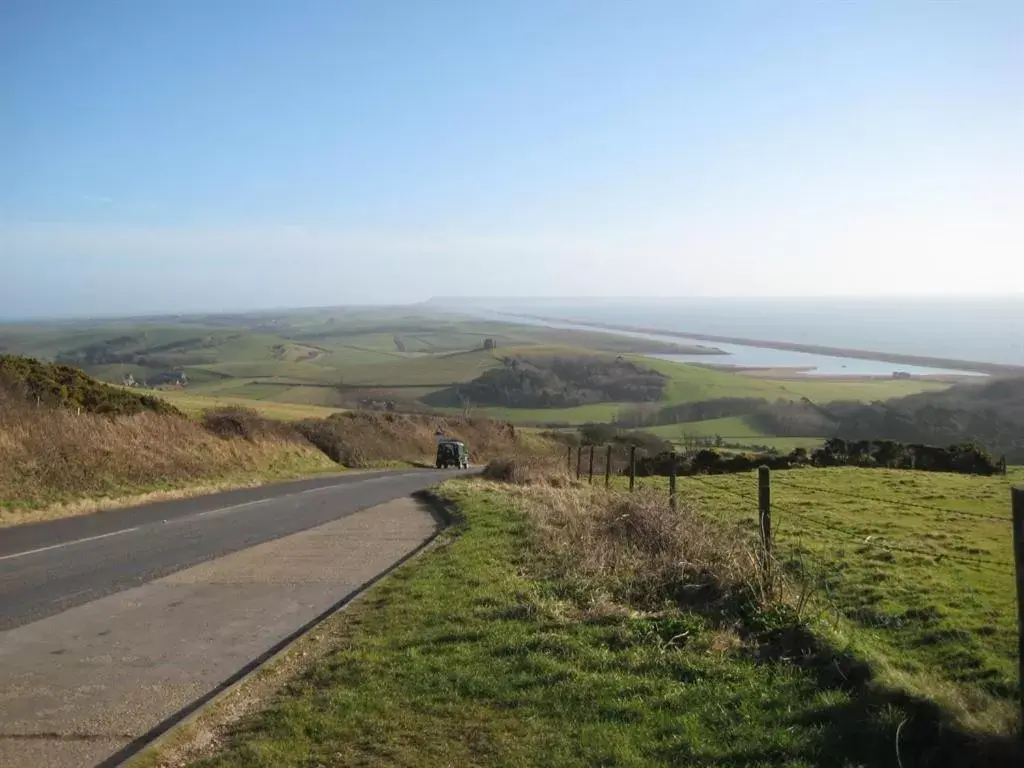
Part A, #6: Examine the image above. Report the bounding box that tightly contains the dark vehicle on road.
[435,440,469,469]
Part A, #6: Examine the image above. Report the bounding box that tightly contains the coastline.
[504,313,1023,376]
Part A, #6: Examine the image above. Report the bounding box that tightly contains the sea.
[461,296,1024,376]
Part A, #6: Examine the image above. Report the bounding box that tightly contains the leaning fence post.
[1012,486,1024,741]
[588,445,595,484]
[669,452,678,511]
[605,444,612,488]
[759,465,772,595]
[629,445,636,492]
[576,445,582,479]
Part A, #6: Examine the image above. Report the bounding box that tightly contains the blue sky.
[1,1,1021,317]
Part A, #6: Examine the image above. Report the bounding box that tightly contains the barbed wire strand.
[681,474,1013,571]
[770,475,1008,523]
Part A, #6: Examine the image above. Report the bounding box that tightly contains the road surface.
[0,468,467,767]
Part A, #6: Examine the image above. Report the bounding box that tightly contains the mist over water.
[469,297,1024,367]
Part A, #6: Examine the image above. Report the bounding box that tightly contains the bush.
[295,410,530,468]
[0,354,183,417]
[425,354,668,409]
[201,406,303,443]
[812,438,1000,476]
[514,484,756,610]
[483,455,568,485]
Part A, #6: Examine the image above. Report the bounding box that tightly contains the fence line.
[574,448,1022,738]
[570,445,1012,568]
[682,472,1014,570]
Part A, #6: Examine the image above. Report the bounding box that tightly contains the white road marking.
[299,475,400,495]
[0,528,139,563]
[192,497,275,519]
[52,588,91,604]
[0,473,416,563]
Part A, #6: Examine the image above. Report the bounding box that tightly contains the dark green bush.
[0,354,183,417]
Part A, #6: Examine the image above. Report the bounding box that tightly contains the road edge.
[113,490,457,768]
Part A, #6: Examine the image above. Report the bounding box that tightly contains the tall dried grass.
[0,392,334,520]
[295,411,523,467]
[512,483,759,612]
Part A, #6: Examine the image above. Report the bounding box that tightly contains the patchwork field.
[0,307,961,453]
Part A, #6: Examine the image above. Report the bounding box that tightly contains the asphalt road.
[0,468,469,631]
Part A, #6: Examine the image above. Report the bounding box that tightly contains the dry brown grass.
[481,454,570,485]
[0,392,335,525]
[296,411,527,467]
[505,481,760,612]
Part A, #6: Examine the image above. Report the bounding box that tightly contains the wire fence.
[566,443,1024,732]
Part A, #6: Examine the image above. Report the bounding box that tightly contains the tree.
[483,338,496,351]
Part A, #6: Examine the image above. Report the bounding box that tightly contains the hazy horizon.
[3,2,1023,316]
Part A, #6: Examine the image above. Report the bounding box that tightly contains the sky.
[1,0,1022,318]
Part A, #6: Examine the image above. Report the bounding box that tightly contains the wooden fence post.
[759,465,772,594]
[1012,486,1024,741]
[605,444,612,488]
[629,445,636,492]
[567,445,572,473]
[669,452,678,511]
[588,445,595,484]
[576,446,582,480]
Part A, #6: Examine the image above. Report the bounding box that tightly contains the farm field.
[625,466,1023,733]
[0,308,959,452]
[146,388,345,420]
[643,417,825,451]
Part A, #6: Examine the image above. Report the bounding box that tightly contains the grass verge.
[0,394,338,526]
[625,467,1024,737]
[180,476,1018,767]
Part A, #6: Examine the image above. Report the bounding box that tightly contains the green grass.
[642,417,824,452]
[646,415,763,438]
[190,481,982,768]
[142,388,345,420]
[452,358,948,425]
[338,348,502,387]
[626,467,1023,731]
[640,356,947,403]
[439,401,622,425]
[2,313,954,437]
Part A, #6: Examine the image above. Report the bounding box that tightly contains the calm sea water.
[466,297,1023,374]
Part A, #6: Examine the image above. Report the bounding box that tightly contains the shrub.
[201,406,303,443]
[512,484,757,610]
[0,354,183,417]
[482,455,568,485]
[425,354,668,408]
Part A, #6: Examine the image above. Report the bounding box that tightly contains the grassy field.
[1,308,956,450]
[173,476,1018,767]
[642,356,947,403]
[641,417,825,452]
[622,466,1023,734]
[448,357,946,426]
[145,388,345,420]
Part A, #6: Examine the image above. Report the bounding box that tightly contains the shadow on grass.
[753,620,1020,767]
[659,583,1021,767]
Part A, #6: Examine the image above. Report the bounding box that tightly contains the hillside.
[425,354,668,408]
[0,354,182,416]
[1,309,976,457]
[0,355,546,526]
[748,376,1024,460]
